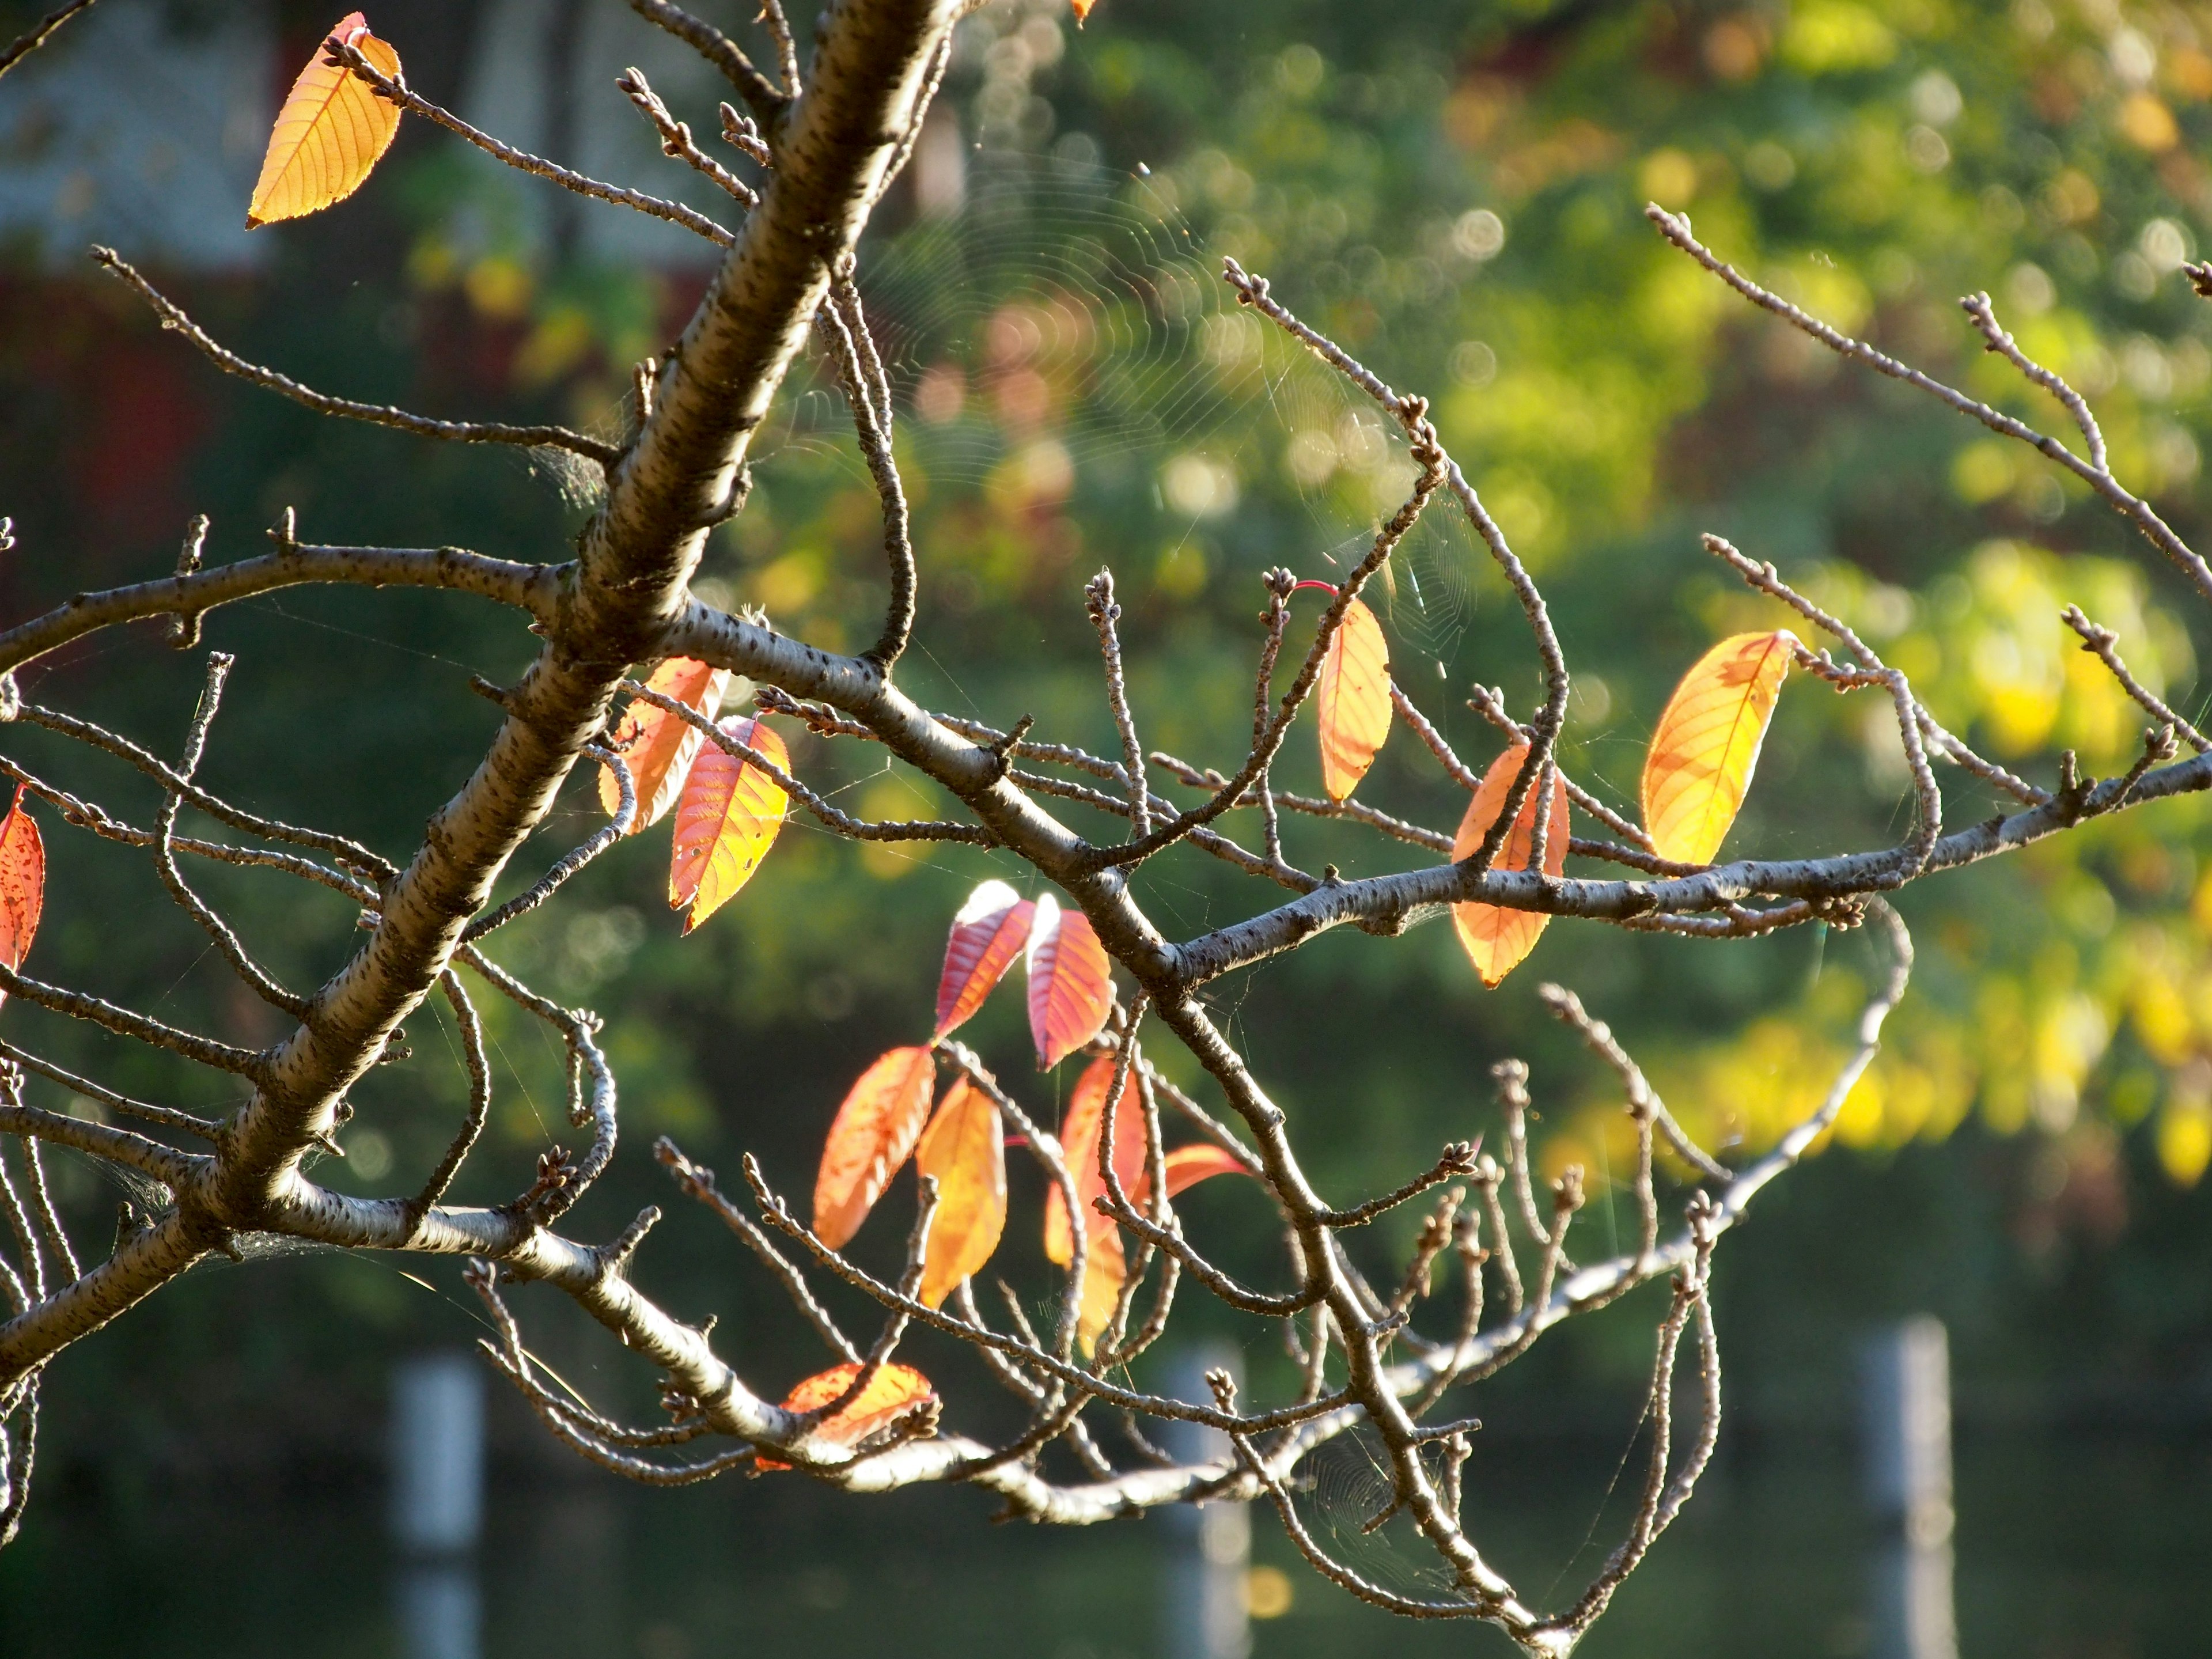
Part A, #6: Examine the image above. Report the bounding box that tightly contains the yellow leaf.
[667,716,788,932]
[246,14,403,229]
[1075,1222,1126,1358]
[1641,630,1796,866]
[1043,1055,1141,1267]
[601,657,730,832]
[813,1046,937,1249]
[2157,1099,2212,1187]
[1450,742,1569,988]
[1315,597,1391,801]
[914,1078,1006,1308]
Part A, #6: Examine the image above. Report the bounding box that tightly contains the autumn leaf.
[1315,597,1392,801]
[668,715,789,934]
[1450,742,1570,988]
[1070,0,1098,20]
[603,658,730,832]
[1043,1055,1145,1266]
[913,1078,1006,1308]
[933,879,1036,1039]
[1075,1221,1126,1358]
[814,1046,937,1249]
[0,787,43,1006]
[1641,630,1797,866]
[1129,1143,1252,1210]
[1025,892,1112,1070]
[246,14,404,229]
[759,1361,937,1469]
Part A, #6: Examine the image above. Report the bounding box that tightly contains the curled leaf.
[247,13,403,229]
[813,1046,937,1249]
[1450,743,1569,988]
[1315,597,1391,801]
[1130,1142,1252,1210]
[1025,892,1112,1070]
[1642,630,1797,866]
[603,657,730,832]
[933,879,1035,1039]
[1043,1055,1144,1267]
[759,1361,937,1469]
[914,1078,1006,1308]
[1075,1221,1126,1358]
[668,715,788,933]
[0,787,42,1006]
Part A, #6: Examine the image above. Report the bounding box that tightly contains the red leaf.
[813,1046,937,1249]
[1130,1143,1252,1210]
[0,788,44,1006]
[1043,1055,1145,1267]
[758,1361,937,1470]
[933,879,1035,1039]
[1024,893,1111,1070]
[1450,743,1570,988]
[668,715,788,934]
[602,657,730,832]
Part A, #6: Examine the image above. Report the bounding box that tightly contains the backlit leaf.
[0,787,43,1007]
[602,657,730,832]
[759,1361,937,1469]
[1450,743,1570,988]
[933,879,1035,1039]
[1075,1221,1126,1358]
[1043,1055,1144,1266]
[1315,597,1391,801]
[1071,0,1097,20]
[1025,892,1112,1070]
[814,1046,937,1249]
[668,715,788,933]
[246,14,403,229]
[1641,630,1797,866]
[914,1078,1006,1308]
[1130,1142,1252,1210]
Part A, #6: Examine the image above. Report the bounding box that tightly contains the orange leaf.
[933,880,1035,1039]
[1070,0,1097,20]
[668,715,788,933]
[1450,743,1569,988]
[1025,892,1112,1070]
[1075,1221,1126,1358]
[0,788,43,1007]
[1315,597,1391,801]
[813,1046,937,1249]
[759,1361,937,1469]
[1641,630,1797,866]
[246,14,403,228]
[914,1078,1006,1308]
[1130,1142,1252,1210]
[1043,1055,1145,1266]
[602,657,730,832]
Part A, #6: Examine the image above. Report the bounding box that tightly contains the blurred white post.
[1160,1343,1251,1659]
[392,1353,484,1659]
[1861,1316,1956,1659]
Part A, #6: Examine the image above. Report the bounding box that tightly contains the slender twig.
[0,0,96,81]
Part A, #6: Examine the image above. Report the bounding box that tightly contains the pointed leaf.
[933,880,1035,1039]
[1131,1143,1252,1210]
[1450,743,1570,988]
[246,14,403,229]
[603,657,730,832]
[1315,597,1392,801]
[0,789,43,1008]
[1075,1221,1126,1358]
[1641,630,1797,866]
[758,1361,937,1469]
[668,716,788,933]
[1043,1055,1145,1266]
[914,1078,1006,1308]
[813,1046,937,1249]
[1025,892,1112,1070]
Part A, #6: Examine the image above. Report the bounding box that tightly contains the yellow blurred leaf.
[1450,743,1569,987]
[247,13,403,229]
[2157,1099,2212,1187]
[914,1078,1006,1308]
[1075,1222,1126,1357]
[1315,597,1391,801]
[1642,630,1796,865]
